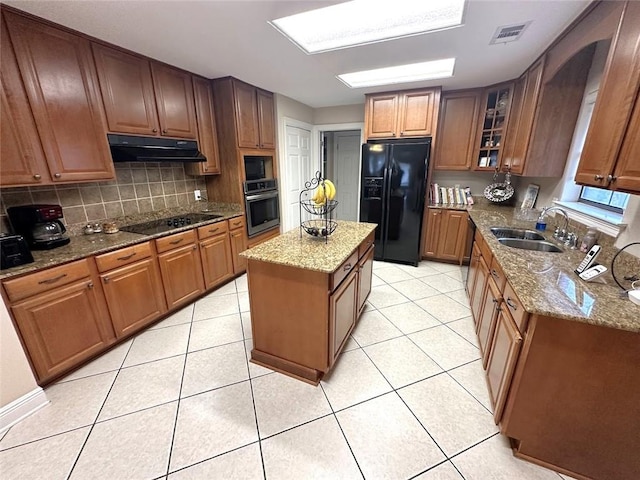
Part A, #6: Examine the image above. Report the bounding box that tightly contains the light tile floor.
[0,261,572,480]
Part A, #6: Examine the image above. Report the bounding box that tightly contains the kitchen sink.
[498,238,563,253]
[491,227,545,241]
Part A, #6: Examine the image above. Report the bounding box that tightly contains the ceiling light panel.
[338,58,456,88]
[271,0,466,54]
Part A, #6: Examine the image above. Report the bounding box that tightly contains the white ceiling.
[3,0,592,108]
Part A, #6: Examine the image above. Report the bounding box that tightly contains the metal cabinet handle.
[117,252,136,261]
[87,282,94,289]
[594,175,604,181]
[506,298,517,310]
[54,173,61,178]
[162,129,167,134]
[209,228,219,233]
[491,269,500,279]
[607,174,617,182]
[33,174,41,180]
[152,128,158,133]
[38,273,67,285]
[343,263,352,271]
[170,238,184,245]
[103,277,110,283]
[492,297,499,304]
[192,245,197,250]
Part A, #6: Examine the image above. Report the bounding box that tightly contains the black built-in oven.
[244,179,280,237]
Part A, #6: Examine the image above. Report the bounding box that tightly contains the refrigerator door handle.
[381,164,393,256]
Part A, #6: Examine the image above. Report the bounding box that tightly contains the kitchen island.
[241,221,376,384]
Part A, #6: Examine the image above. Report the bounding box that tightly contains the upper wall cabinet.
[3,11,115,185]
[364,88,440,140]
[473,83,513,172]
[93,43,197,139]
[433,90,481,171]
[575,0,640,194]
[228,79,275,150]
[185,76,221,176]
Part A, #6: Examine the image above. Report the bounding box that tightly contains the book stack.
[430,183,473,206]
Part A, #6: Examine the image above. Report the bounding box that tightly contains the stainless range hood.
[107,134,207,163]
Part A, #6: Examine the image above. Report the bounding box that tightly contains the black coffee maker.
[7,204,71,250]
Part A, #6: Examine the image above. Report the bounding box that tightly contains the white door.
[283,125,312,231]
[332,132,361,221]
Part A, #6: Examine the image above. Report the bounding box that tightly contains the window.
[578,186,630,213]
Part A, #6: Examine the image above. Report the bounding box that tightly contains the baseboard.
[0,387,49,434]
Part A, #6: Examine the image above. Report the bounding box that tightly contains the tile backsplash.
[0,163,206,233]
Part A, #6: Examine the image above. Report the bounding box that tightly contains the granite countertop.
[468,205,640,333]
[0,202,244,280]
[241,221,377,273]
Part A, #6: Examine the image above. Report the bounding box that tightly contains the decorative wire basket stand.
[299,171,338,242]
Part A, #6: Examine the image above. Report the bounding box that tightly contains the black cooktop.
[120,213,223,236]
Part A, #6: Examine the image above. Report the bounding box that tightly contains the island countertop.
[241,221,377,273]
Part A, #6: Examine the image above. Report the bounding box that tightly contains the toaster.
[0,234,34,270]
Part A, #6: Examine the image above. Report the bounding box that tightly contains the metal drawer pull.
[491,269,500,279]
[209,228,219,233]
[594,175,604,181]
[343,263,352,271]
[170,238,184,245]
[492,298,499,304]
[87,282,94,289]
[104,277,110,283]
[506,298,518,310]
[117,252,137,261]
[38,273,67,285]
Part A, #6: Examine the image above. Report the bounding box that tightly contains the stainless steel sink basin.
[498,238,563,253]
[490,227,545,241]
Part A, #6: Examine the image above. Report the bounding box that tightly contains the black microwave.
[244,155,270,181]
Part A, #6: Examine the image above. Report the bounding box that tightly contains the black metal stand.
[299,171,338,243]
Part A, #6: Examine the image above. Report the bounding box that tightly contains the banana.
[313,182,326,204]
[324,179,336,201]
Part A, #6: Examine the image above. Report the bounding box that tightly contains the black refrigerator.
[359,139,430,266]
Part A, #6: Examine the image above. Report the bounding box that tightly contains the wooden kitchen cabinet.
[3,11,115,184]
[365,88,440,140]
[433,89,481,170]
[357,246,374,316]
[474,83,513,171]
[157,238,205,309]
[199,232,234,290]
[466,242,481,301]
[151,62,198,139]
[95,241,166,338]
[477,273,502,368]
[4,259,114,382]
[0,13,49,187]
[486,307,522,423]
[185,77,221,175]
[575,0,640,193]
[226,78,275,149]
[422,208,469,263]
[92,43,159,136]
[230,225,248,274]
[257,89,276,149]
[329,269,357,365]
[92,43,197,140]
[470,255,489,330]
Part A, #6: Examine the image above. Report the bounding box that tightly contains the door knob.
[152,128,158,133]
[607,174,617,182]
[54,173,61,178]
[594,175,604,181]
[162,129,167,134]
[33,174,41,180]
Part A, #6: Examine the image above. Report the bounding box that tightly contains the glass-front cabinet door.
[475,84,512,171]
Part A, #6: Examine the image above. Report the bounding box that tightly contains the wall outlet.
[194,189,201,201]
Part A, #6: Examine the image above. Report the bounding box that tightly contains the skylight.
[337,58,456,88]
[271,0,466,54]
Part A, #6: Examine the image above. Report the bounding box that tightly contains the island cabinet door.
[11,278,113,381]
[158,243,205,309]
[357,246,374,316]
[199,233,234,290]
[329,269,358,366]
[100,258,167,338]
[486,307,522,424]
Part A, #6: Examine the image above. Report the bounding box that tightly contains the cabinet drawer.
[95,241,153,272]
[330,250,359,292]
[228,215,246,231]
[3,259,91,302]
[358,232,375,258]
[197,220,228,240]
[155,229,196,253]
[489,257,506,291]
[503,281,529,333]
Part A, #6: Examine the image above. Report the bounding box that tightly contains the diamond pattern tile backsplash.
[0,163,207,234]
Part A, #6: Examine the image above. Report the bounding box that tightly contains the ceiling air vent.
[489,22,531,45]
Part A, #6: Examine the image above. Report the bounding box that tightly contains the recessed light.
[337,58,456,88]
[271,0,466,54]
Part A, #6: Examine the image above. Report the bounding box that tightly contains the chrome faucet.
[540,206,570,241]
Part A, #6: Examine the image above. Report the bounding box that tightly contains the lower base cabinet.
[11,278,114,381]
[329,269,357,364]
[357,246,374,315]
[158,243,205,309]
[230,227,247,274]
[422,208,469,262]
[100,258,167,338]
[200,232,234,289]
